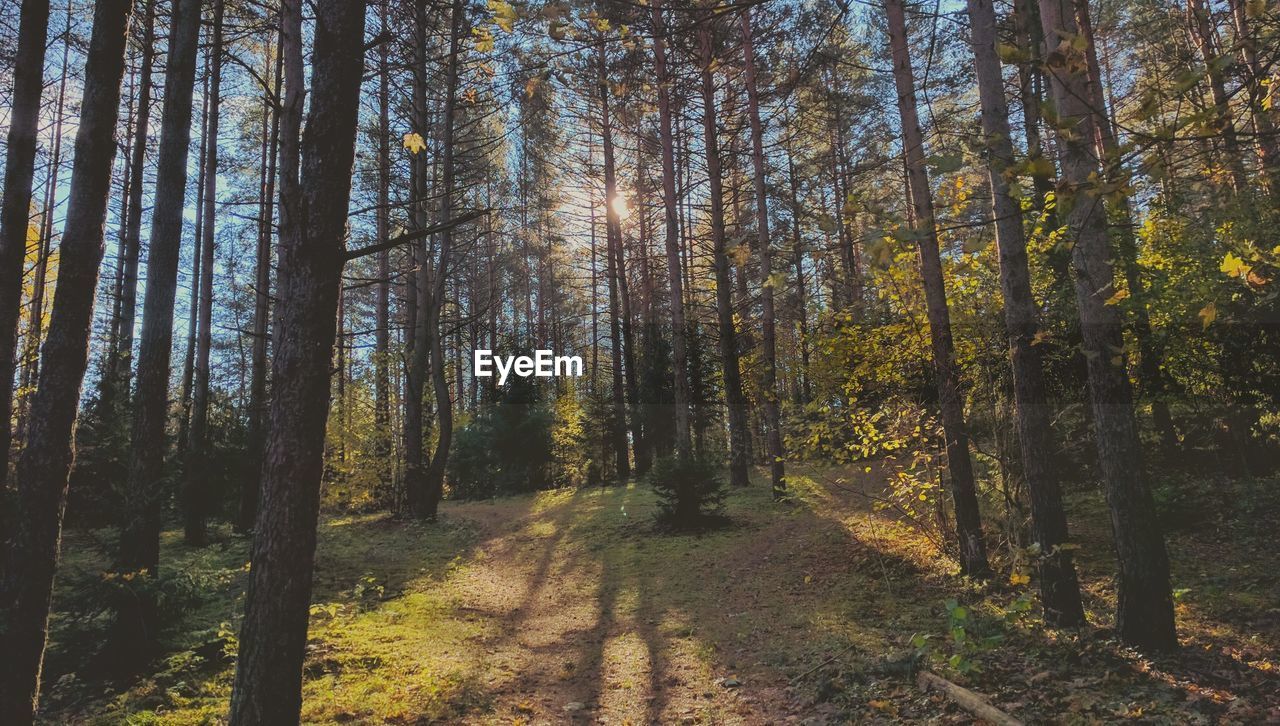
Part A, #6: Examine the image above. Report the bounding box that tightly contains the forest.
[0,0,1277,722]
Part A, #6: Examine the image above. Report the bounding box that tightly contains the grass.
[37,465,1280,724]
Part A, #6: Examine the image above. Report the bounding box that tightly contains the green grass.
[37,468,1280,724]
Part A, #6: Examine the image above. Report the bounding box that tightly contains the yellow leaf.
[1010,572,1031,586]
[1220,252,1252,279]
[1199,302,1217,330]
[402,132,426,155]
[1104,288,1129,305]
[473,26,494,52]
[488,0,517,32]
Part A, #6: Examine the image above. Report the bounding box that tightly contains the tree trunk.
[242,25,283,533]
[1186,0,1249,194]
[650,0,692,456]
[116,0,202,577]
[108,0,157,405]
[0,0,133,719]
[1038,0,1177,653]
[698,18,751,489]
[885,0,991,577]
[1228,0,1280,196]
[741,8,787,499]
[374,0,393,496]
[0,0,51,484]
[420,0,465,518]
[183,0,225,547]
[227,1,367,722]
[600,41,631,481]
[966,0,1085,625]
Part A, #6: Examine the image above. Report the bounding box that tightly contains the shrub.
[646,453,726,530]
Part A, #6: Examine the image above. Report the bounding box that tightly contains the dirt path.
[443,488,798,724]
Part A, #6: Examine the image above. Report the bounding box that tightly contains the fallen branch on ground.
[917,670,1022,726]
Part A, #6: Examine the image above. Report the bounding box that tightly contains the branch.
[343,210,488,262]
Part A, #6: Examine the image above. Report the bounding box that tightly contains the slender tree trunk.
[178,58,211,458]
[885,0,991,577]
[403,0,430,517]
[109,0,157,404]
[420,0,465,518]
[650,0,692,456]
[600,41,631,481]
[698,18,751,488]
[1186,0,1249,193]
[227,1,367,722]
[1038,0,1177,653]
[116,0,203,577]
[1074,0,1180,453]
[741,8,787,499]
[14,6,69,456]
[374,0,393,495]
[966,0,1085,625]
[1228,0,1280,196]
[784,132,812,405]
[0,0,51,484]
[184,0,225,546]
[242,24,283,533]
[0,1,133,720]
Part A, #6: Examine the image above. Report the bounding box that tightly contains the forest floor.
[38,463,1280,724]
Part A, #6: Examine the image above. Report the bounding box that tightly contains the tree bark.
[115,0,203,576]
[1228,0,1280,196]
[0,0,133,719]
[650,0,693,456]
[242,23,283,533]
[107,0,157,405]
[374,0,393,495]
[184,0,226,546]
[885,0,991,577]
[1186,0,1249,194]
[599,39,630,481]
[741,8,787,499]
[1038,0,1177,653]
[227,1,367,722]
[966,0,1085,625]
[0,0,51,484]
[698,18,751,489]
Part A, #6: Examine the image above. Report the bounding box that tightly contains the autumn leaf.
[1220,252,1252,280]
[1199,302,1217,330]
[473,26,494,52]
[402,132,426,155]
[1010,572,1031,586]
[488,0,517,32]
[1104,288,1129,305]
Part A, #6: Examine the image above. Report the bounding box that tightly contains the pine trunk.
[227,1,367,721]
[1038,0,1177,652]
[885,0,990,577]
[966,0,1085,624]
[0,0,133,719]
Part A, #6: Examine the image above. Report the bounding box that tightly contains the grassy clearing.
[38,466,1280,724]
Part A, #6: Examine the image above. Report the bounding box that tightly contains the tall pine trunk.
[185,0,225,546]
[741,8,787,499]
[885,0,990,577]
[650,0,693,456]
[0,0,133,719]
[0,0,51,484]
[242,25,282,533]
[698,18,751,489]
[600,40,632,481]
[227,1,368,721]
[966,0,1085,624]
[1038,0,1177,652]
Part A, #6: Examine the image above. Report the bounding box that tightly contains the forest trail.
[42,466,1280,724]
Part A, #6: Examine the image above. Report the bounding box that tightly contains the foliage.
[646,452,727,530]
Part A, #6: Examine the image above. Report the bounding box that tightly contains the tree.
[0,0,51,483]
[184,0,227,546]
[740,7,786,499]
[0,0,134,719]
[227,0,368,721]
[884,0,990,578]
[1037,0,1176,652]
[117,0,204,577]
[965,0,1085,624]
